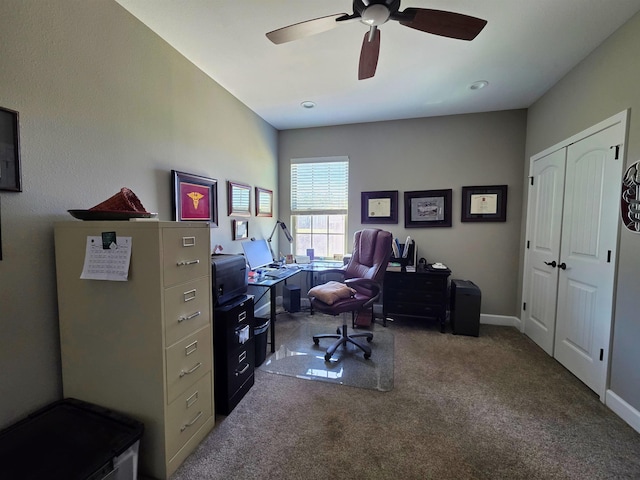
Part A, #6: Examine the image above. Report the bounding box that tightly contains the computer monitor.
[241,239,274,271]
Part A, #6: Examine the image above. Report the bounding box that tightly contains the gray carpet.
[260,314,393,391]
[169,312,640,480]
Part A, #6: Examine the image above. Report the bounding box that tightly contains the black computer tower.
[283,284,300,312]
[450,279,481,336]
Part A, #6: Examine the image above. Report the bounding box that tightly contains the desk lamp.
[267,220,293,260]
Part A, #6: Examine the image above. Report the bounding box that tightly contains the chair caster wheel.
[366,337,372,343]
[364,353,371,359]
[336,328,341,335]
[313,338,319,345]
[324,353,332,362]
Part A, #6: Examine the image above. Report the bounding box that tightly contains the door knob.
[559,262,567,270]
[544,261,557,268]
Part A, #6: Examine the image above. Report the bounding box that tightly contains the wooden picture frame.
[0,106,22,192]
[227,181,251,216]
[361,190,398,224]
[171,170,219,226]
[404,189,452,228]
[255,187,273,217]
[233,219,248,240]
[461,185,508,222]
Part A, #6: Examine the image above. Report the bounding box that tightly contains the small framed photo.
[171,170,219,226]
[233,219,248,240]
[228,181,251,216]
[255,187,273,217]
[461,185,507,222]
[404,189,452,228]
[0,106,22,192]
[361,190,398,224]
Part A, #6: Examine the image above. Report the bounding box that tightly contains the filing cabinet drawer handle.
[238,311,246,322]
[177,259,200,266]
[180,411,203,431]
[238,350,247,363]
[179,362,202,377]
[182,237,196,247]
[178,311,201,323]
[183,289,197,302]
[235,363,250,376]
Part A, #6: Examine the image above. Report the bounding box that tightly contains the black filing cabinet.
[383,267,451,332]
[214,294,255,415]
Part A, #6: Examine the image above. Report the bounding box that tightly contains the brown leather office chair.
[308,228,392,361]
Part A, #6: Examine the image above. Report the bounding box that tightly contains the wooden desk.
[383,266,451,332]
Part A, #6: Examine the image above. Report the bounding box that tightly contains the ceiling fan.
[266,0,487,80]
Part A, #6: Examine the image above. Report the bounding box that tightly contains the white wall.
[0,0,277,428]
[278,110,527,316]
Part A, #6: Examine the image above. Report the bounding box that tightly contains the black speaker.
[283,285,300,313]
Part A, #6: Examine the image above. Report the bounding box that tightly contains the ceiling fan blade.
[398,8,487,41]
[358,28,381,80]
[266,13,349,44]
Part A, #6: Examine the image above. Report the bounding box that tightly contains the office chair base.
[313,325,373,361]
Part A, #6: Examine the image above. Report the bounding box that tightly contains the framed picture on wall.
[171,170,219,226]
[227,181,251,216]
[0,106,22,192]
[404,189,452,228]
[233,219,248,240]
[461,185,507,222]
[255,187,273,217]
[361,190,398,224]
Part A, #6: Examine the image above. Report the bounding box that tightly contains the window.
[291,157,349,259]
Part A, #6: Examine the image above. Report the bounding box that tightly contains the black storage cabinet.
[450,279,481,336]
[214,294,255,415]
[0,398,143,480]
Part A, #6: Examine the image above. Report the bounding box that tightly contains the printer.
[211,254,247,306]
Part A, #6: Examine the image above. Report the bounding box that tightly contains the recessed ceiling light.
[301,101,316,109]
[469,80,489,90]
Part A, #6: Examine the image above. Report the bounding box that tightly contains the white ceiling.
[115,0,640,131]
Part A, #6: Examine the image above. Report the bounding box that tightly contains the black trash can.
[254,319,270,367]
[450,279,481,336]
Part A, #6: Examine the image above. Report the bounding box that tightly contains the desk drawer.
[166,326,213,403]
[165,277,211,346]
[166,372,213,461]
[384,289,444,304]
[386,272,447,291]
[163,228,209,287]
[385,301,444,318]
[214,296,254,350]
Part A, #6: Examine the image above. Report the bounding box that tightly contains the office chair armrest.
[344,278,382,307]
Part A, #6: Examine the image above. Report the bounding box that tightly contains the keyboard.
[264,269,290,279]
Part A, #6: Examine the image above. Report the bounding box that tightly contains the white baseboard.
[480,314,519,328]
[605,390,640,434]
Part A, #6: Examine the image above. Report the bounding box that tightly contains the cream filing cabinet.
[54,221,215,480]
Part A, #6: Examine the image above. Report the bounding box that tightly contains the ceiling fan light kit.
[266,1,487,80]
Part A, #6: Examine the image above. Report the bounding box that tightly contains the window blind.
[291,159,349,214]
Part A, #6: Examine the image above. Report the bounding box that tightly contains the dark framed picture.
[461,185,507,222]
[227,181,251,216]
[233,219,248,240]
[404,189,452,228]
[171,170,219,226]
[361,190,398,224]
[255,187,273,217]
[0,106,22,192]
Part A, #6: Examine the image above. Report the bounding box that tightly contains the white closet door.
[522,148,566,355]
[554,122,624,398]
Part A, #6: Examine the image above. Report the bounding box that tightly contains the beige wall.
[524,12,640,411]
[0,0,277,428]
[278,110,528,316]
